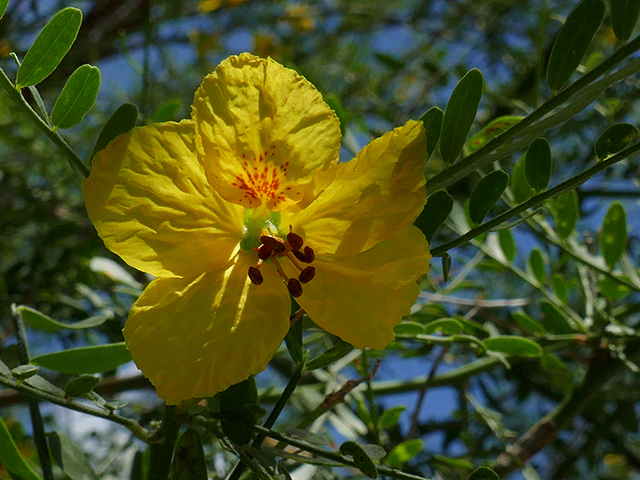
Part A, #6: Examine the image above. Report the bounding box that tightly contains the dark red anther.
[287,231,304,250]
[248,266,264,285]
[292,249,307,263]
[260,235,286,253]
[304,246,315,263]
[287,278,303,297]
[298,266,316,284]
[258,244,273,260]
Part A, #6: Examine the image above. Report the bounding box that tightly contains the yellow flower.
[82,53,431,405]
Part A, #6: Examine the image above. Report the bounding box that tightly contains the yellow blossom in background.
[199,0,247,13]
[82,53,431,405]
[286,4,317,32]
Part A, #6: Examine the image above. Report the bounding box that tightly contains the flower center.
[247,225,316,298]
[231,149,292,210]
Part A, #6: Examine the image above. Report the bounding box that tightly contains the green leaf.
[306,339,354,370]
[31,343,132,374]
[285,429,331,445]
[599,274,631,300]
[550,190,579,239]
[611,0,640,41]
[484,336,543,357]
[511,155,533,204]
[90,103,139,160]
[524,137,552,192]
[468,466,500,480]
[414,190,454,243]
[284,319,303,364]
[11,364,39,380]
[379,405,406,430]
[468,170,510,224]
[17,305,109,332]
[600,202,627,268]
[511,311,546,335]
[0,416,42,480]
[25,375,66,397]
[595,123,639,160]
[541,301,574,334]
[386,439,423,468]
[0,0,9,21]
[16,8,83,88]
[466,116,522,153]
[150,99,183,123]
[498,229,516,263]
[424,318,464,335]
[540,353,574,392]
[393,321,425,336]
[440,69,484,163]
[432,454,474,471]
[340,441,378,478]
[171,430,208,480]
[442,253,452,283]
[64,375,100,398]
[48,431,97,480]
[219,376,262,445]
[419,106,444,160]
[552,274,569,304]
[546,0,605,91]
[529,248,547,284]
[51,64,100,129]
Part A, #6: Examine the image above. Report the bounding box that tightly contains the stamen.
[304,246,315,263]
[287,278,303,297]
[292,249,307,263]
[248,266,263,285]
[260,235,286,253]
[298,266,316,284]
[286,252,305,271]
[287,231,304,250]
[258,244,273,260]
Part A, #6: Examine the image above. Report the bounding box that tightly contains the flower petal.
[83,120,245,278]
[193,53,341,210]
[285,226,430,349]
[123,251,291,404]
[285,120,427,256]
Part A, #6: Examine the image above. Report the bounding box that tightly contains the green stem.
[11,309,54,480]
[193,416,434,480]
[430,140,640,257]
[147,405,180,480]
[426,33,640,192]
[0,67,90,178]
[0,373,150,441]
[226,357,307,480]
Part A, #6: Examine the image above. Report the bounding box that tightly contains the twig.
[407,348,448,440]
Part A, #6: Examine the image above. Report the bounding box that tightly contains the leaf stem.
[0,66,90,178]
[426,33,640,192]
[430,140,640,256]
[0,373,150,442]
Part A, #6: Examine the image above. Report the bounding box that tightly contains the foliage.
[1,1,640,479]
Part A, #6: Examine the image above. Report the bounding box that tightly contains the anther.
[248,266,264,285]
[298,266,316,284]
[304,246,315,263]
[292,249,307,263]
[287,278,303,297]
[260,235,286,253]
[287,231,304,250]
[258,244,273,260]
